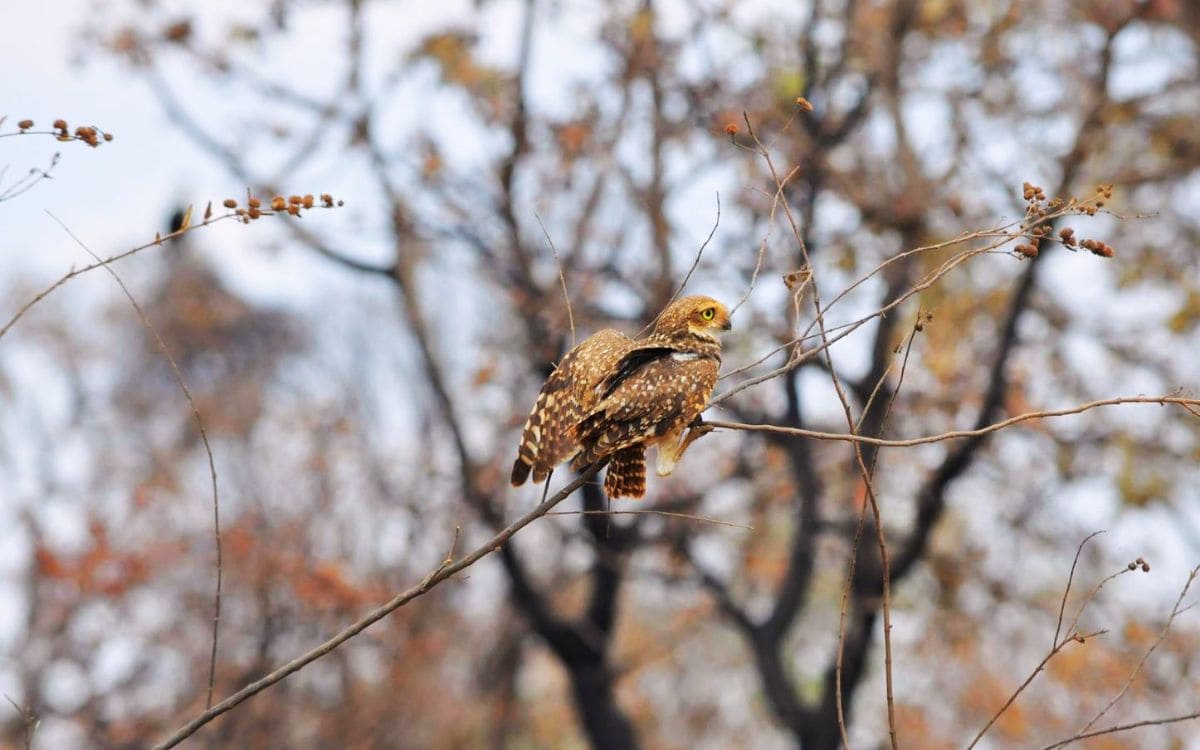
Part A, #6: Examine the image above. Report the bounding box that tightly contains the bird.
[511,295,732,498]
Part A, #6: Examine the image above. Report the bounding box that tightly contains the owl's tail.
[603,445,646,499]
[511,457,533,486]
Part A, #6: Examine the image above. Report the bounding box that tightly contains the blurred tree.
[3,0,1199,748]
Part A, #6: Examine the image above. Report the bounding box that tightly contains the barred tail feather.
[604,445,646,499]
[571,442,604,472]
[511,457,532,486]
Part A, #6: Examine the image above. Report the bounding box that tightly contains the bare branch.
[0,214,241,342]
[153,466,601,750]
[1055,531,1106,648]
[1069,565,1200,739]
[966,628,1108,750]
[708,395,1200,447]
[45,212,225,711]
[1040,710,1200,750]
[535,212,576,347]
[547,509,752,530]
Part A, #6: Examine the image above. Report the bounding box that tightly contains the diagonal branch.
[153,467,601,750]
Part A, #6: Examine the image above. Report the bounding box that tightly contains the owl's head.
[654,295,732,339]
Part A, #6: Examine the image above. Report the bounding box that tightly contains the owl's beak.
[721,318,732,331]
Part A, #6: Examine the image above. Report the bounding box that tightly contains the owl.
[511,295,731,498]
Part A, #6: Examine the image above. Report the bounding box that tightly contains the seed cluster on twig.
[4,116,114,146]
[221,191,343,222]
[1014,181,1116,259]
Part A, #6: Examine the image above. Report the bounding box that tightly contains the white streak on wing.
[671,352,700,361]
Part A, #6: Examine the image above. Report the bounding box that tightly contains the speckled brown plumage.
[511,328,633,486]
[512,295,731,499]
[604,445,646,498]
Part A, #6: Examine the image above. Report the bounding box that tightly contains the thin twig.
[1039,709,1200,749]
[713,206,1099,390]
[1055,531,1105,648]
[45,212,225,711]
[711,241,1007,403]
[0,152,60,203]
[152,465,602,750]
[534,212,576,347]
[731,169,798,317]
[546,509,753,530]
[3,693,37,750]
[968,534,1119,749]
[1063,568,1135,646]
[833,315,920,747]
[639,192,721,336]
[707,395,1200,447]
[418,526,462,590]
[965,628,1108,750]
[1070,565,1200,739]
[971,553,1156,748]
[742,111,899,749]
[0,214,240,342]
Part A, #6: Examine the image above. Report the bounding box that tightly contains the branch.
[46,212,225,711]
[966,628,1108,750]
[535,212,576,347]
[759,370,822,640]
[707,395,1200,447]
[1066,564,1200,742]
[152,467,601,750]
[0,214,241,342]
[967,531,1108,750]
[1040,710,1200,750]
[1054,531,1105,647]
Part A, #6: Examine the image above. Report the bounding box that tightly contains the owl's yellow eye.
[700,307,716,321]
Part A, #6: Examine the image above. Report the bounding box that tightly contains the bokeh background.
[2,1,1199,748]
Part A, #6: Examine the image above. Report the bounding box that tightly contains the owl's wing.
[511,329,632,486]
[572,353,719,469]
